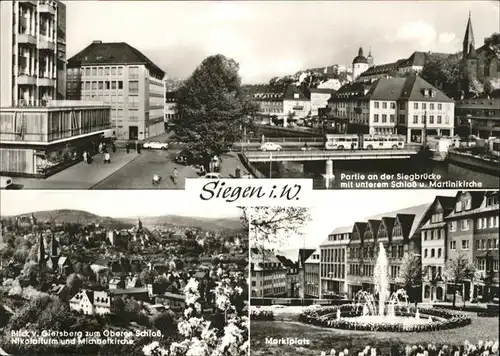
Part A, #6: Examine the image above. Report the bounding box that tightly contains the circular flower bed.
[299,304,471,332]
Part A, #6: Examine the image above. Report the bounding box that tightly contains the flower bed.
[299,304,472,332]
[318,340,499,356]
[250,309,274,321]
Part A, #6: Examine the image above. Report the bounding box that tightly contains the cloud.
[438,32,457,44]
[387,21,437,47]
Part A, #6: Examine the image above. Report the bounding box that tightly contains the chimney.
[92,40,102,44]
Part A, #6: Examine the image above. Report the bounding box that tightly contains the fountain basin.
[346,315,434,326]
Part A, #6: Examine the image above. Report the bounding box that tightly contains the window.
[129,66,139,79]
[487,239,492,249]
[390,114,395,122]
[91,67,96,76]
[98,67,103,76]
[85,82,90,90]
[437,115,442,124]
[450,240,456,249]
[85,67,90,76]
[476,240,480,250]
[382,114,387,123]
[414,103,418,109]
[98,81,103,90]
[111,67,116,75]
[105,81,110,90]
[481,239,486,250]
[438,103,442,110]
[105,67,110,75]
[422,103,427,110]
[390,102,396,109]
[423,231,427,240]
[461,219,470,231]
[129,81,139,93]
[413,115,418,124]
[118,67,123,76]
[400,102,405,110]
[464,198,471,210]
[429,115,434,124]
[494,260,499,272]
[118,81,123,89]
[430,103,434,110]
[382,102,387,109]
[438,248,442,258]
[462,240,469,250]
[91,81,97,90]
[477,258,486,271]
[456,201,462,212]
[399,114,405,124]
[431,249,435,258]
[424,249,428,258]
[111,81,117,90]
[374,114,379,123]
[374,102,379,109]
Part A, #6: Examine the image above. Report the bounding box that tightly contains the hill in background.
[2,209,242,231]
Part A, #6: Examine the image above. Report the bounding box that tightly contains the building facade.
[454,98,500,138]
[0,102,111,177]
[1,0,64,107]
[304,249,320,298]
[282,85,310,124]
[319,226,350,298]
[309,88,336,117]
[164,91,177,130]
[66,41,166,141]
[250,249,287,297]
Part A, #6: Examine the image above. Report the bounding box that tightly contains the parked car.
[175,149,194,165]
[200,173,221,179]
[143,141,168,150]
[0,176,13,189]
[260,142,282,151]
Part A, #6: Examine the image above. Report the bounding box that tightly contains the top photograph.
[0,0,499,190]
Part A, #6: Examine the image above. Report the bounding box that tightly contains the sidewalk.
[15,149,140,189]
[219,152,246,178]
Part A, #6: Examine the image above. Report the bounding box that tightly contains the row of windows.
[320,264,345,279]
[321,248,345,262]
[390,265,401,279]
[422,229,444,241]
[348,245,405,260]
[373,101,396,109]
[327,233,350,242]
[70,66,140,78]
[449,240,469,250]
[413,102,447,110]
[475,238,499,250]
[423,248,443,258]
[448,216,499,232]
[373,114,395,123]
[348,264,375,277]
[412,114,449,125]
[476,258,499,272]
[77,80,140,92]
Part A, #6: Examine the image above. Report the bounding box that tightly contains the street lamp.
[269,152,272,179]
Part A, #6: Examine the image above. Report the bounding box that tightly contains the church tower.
[367,48,374,67]
[462,11,475,58]
[137,218,143,231]
[462,11,478,96]
[352,47,369,81]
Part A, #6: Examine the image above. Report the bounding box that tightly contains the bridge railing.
[244,137,324,143]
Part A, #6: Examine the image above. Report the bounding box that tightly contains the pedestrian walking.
[137,142,141,154]
[351,142,355,151]
[104,152,111,164]
[152,173,162,185]
[126,143,130,154]
[98,142,103,153]
[82,151,88,164]
[172,167,179,185]
[235,167,241,178]
[112,142,116,153]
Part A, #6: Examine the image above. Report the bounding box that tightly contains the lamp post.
[269,153,272,179]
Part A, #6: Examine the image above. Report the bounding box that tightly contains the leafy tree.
[398,252,422,303]
[484,32,500,46]
[444,251,476,307]
[151,310,177,338]
[66,273,83,296]
[421,53,462,99]
[172,54,258,166]
[240,207,311,249]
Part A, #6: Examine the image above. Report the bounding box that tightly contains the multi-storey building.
[276,255,299,298]
[1,0,64,107]
[445,191,499,301]
[282,85,310,124]
[304,249,320,298]
[164,91,177,130]
[420,196,456,302]
[55,0,65,99]
[328,75,454,140]
[454,98,500,138]
[66,41,166,140]
[308,88,336,117]
[297,248,315,298]
[0,101,111,177]
[250,248,287,297]
[319,226,350,298]
[69,290,111,315]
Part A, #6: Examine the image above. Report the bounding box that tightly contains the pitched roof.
[367,77,407,100]
[67,41,165,78]
[329,225,353,235]
[380,217,396,239]
[283,85,308,101]
[275,255,296,268]
[109,288,148,295]
[298,248,316,265]
[304,248,320,264]
[365,219,382,241]
[309,88,337,95]
[358,60,404,78]
[399,75,454,103]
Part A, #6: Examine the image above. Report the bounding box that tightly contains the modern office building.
[319,226,350,298]
[66,41,166,141]
[0,101,111,177]
[1,0,64,107]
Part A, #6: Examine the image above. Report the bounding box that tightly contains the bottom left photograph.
[0,190,249,356]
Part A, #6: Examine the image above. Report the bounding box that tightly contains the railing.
[244,148,420,161]
[246,137,324,143]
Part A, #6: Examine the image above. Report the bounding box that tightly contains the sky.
[64,1,499,84]
[276,189,460,254]
[0,190,239,218]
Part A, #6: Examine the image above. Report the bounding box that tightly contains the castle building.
[352,47,370,81]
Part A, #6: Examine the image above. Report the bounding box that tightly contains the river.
[252,158,499,189]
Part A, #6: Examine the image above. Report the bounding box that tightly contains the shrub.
[250,309,274,321]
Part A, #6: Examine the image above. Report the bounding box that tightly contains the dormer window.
[431,90,436,98]
[464,198,471,210]
[293,93,299,99]
[423,89,429,97]
[456,201,462,212]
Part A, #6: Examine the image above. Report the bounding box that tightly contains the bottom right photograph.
[248,190,499,356]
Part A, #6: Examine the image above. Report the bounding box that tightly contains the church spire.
[463,11,475,57]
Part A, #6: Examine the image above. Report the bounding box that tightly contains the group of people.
[152,167,178,186]
[81,140,116,165]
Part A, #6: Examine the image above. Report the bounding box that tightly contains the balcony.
[38,39,55,51]
[17,74,36,85]
[38,3,56,15]
[38,77,55,86]
[17,33,37,45]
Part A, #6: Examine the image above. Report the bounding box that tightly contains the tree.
[240,207,311,249]
[398,252,422,303]
[421,53,462,99]
[484,32,500,47]
[444,251,476,307]
[172,54,258,166]
[151,310,177,338]
[66,273,83,296]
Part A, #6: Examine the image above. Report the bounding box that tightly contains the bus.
[324,134,360,150]
[489,137,500,158]
[360,135,406,150]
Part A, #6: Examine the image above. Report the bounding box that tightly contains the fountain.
[336,309,341,320]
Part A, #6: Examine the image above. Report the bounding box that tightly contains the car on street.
[0,176,13,189]
[143,141,168,150]
[260,142,282,151]
[200,173,221,179]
